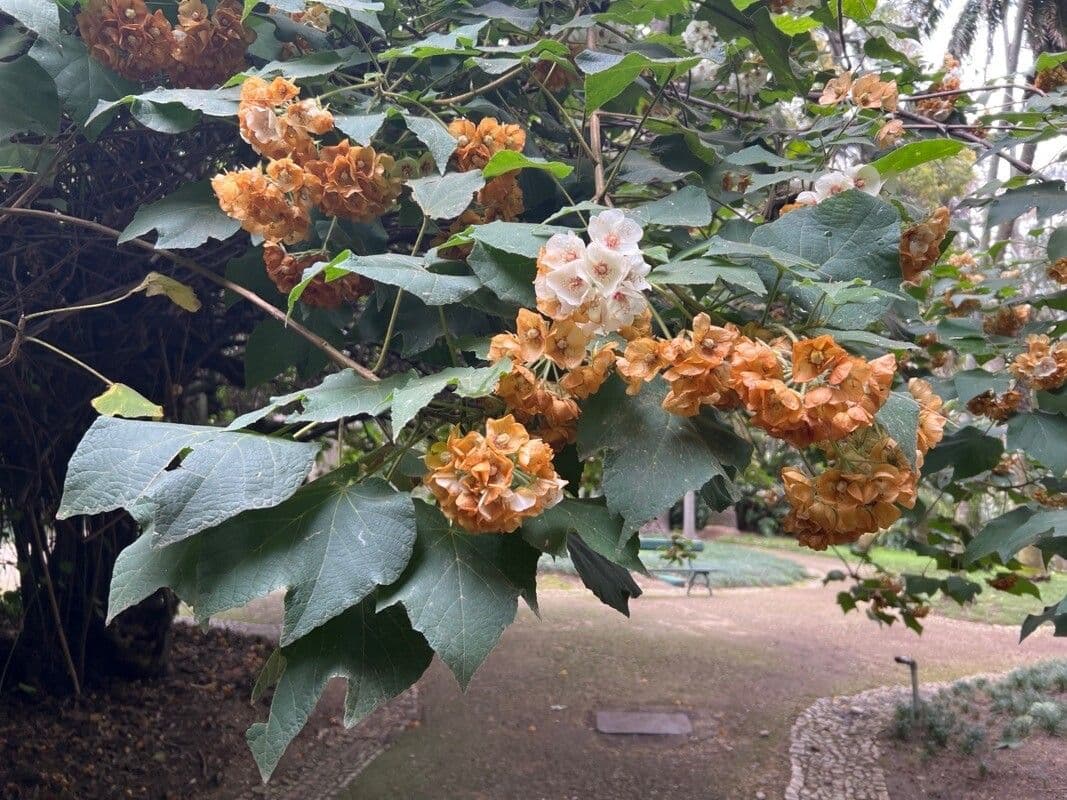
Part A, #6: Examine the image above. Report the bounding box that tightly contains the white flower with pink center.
[588,209,644,257]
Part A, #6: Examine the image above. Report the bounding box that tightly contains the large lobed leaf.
[59,416,318,546]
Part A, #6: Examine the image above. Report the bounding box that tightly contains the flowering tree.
[3,0,1067,780]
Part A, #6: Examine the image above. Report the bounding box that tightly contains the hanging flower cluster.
[915,55,962,121]
[1035,64,1067,93]
[967,389,1023,422]
[423,417,567,533]
[1047,257,1067,284]
[213,77,402,307]
[781,164,883,214]
[534,210,652,335]
[781,379,945,550]
[619,323,897,447]
[488,309,622,449]
[449,117,527,224]
[78,0,253,88]
[1010,335,1067,391]
[982,304,1031,337]
[900,206,951,283]
[818,71,899,111]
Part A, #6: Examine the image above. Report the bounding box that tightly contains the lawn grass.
[540,539,808,588]
[721,532,1067,627]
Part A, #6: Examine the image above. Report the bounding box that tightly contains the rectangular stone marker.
[595,711,693,735]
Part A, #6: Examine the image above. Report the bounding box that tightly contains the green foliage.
[10,0,1067,777]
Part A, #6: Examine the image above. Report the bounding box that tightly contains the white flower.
[587,210,644,256]
[541,231,586,269]
[682,20,717,55]
[689,60,719,86]
[813,170,853,200]
[795,190,820,206]
[544,260,593,311]
[846,164,882,196]
[582,242,631,293]
[534,215,651,335]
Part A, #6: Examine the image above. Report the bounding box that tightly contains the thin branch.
[1,208,379,380]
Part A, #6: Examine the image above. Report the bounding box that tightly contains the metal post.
[894,656,920,725]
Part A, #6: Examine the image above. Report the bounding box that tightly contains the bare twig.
[1,208,379,380]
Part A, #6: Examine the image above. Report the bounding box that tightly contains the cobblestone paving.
[785,686,902,800]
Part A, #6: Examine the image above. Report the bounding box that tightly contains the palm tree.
[913,0,1066,57]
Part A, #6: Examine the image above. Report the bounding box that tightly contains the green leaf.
[630,185,713,228]
[953,368,1013,404]
[749,190,902,329]
[1008,412,1067,475]
[649,259,766,295]
[200,474,415,645]
[383,20,487,59]
[247,599,432,781]
[334,112,387,145]
[58,417,318,545]
[107,473,418,649]
[467,1,540,30]
[527,497,644,571]
[406,171,485,219]
[0,56,59,139]
[91,384,164,420]
[576,50,699,111]
[138,272,201,312]
[0,0,61,43]
[253,46,369,78]
[444,220,571,258]
[482,150,573,179]
[698,3,805,92]
[965,181,1067,227]
[966,507,1067,565]
[875,390,920,467]
[1049,227,1067,261]
[227,369,408,430]
[872,139,966,176]
[566,533,643,616]
[1021,597,1067,640]
[466,241,537,306]
[29,35,138,127]
[402,114,458,174]
[88,87,241,131]
[119,180,240,250]
[243,318,330,386]
[320,252,482,305]
[379,502,539,686]
[1035,51,1067,72]
[391,360,511,433]
[921,426,1004,481]
[578,376,734,533]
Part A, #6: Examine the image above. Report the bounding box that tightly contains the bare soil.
[346,571,1066,800]
[0,624,417,800]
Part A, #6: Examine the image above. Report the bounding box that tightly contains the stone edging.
[785,672,1005,800]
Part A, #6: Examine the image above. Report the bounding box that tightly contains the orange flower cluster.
[782,378,945,550]
[982,304,1030,337]
[1034,64,1067,94]
[1034,487,1067,509]
[214,77,403,306]
[966,389,1023,423]
[900,206,950,283]
[78,0,253,88]
[263,242,371,309]
[1010,335,1067,391]
[617,318,897,448]
[818,71,898,111]
[915,56,962,121]
[448,117,527,223]
[488,309,617,448]
[1047,257,1067,284]
[423,416,567,533]
[875,119,905,148]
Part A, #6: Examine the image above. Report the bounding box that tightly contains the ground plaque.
[594,711,693,735]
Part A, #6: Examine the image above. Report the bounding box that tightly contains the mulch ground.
[0,624,418,800]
